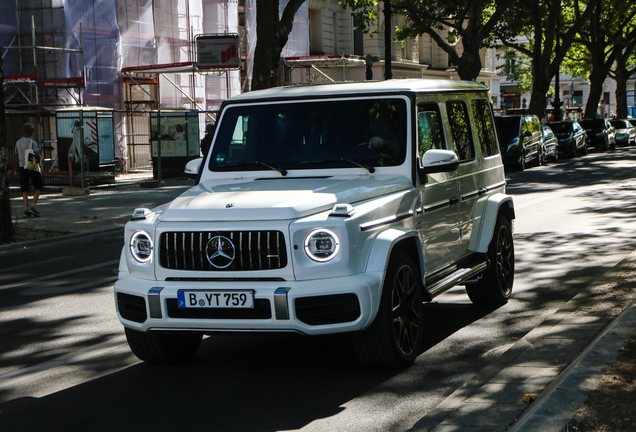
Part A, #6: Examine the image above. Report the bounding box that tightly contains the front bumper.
[114,271,382,335]
[557,138,575,152]
[586,135,606,147]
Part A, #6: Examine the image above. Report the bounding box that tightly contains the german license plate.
[177,290,254,309]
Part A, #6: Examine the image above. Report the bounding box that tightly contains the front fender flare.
[363,228,424,326]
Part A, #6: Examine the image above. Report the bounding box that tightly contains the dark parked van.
[494,115,543,170]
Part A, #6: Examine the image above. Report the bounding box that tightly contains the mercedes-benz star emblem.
[205,236,236,269]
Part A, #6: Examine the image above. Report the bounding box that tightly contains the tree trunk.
[251,0,307,91]
[455,37,483,81]
[613,55,630,119]
[0,55,15,245]
[252,1,281,91]
[528,62,551,120]
[584,68,606,119]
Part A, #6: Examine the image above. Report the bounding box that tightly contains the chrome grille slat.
[159,230,287,271]
[267,232,271,269]
[248,232,253,269]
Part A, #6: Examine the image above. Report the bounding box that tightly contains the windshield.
[494,117,521,144]
[610,120,628,129]
[549,122,574,132]
[578,119,605,130]
[208,98,407,173]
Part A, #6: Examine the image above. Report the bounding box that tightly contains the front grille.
[160,231,287,271]
[295,294,361,326]
[117,293,147,323]
[166,298,272,319]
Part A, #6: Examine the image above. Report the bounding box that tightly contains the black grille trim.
[295,294,361,326]
[166,298,272,319]
[160,231,288,271]
[117,293,147,323]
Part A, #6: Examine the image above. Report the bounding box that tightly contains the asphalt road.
[1,147,636,431]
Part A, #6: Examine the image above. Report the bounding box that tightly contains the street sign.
[195,34,240,70]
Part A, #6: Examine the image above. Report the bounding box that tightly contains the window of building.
[353,14,364,56]
[309,8,323,55]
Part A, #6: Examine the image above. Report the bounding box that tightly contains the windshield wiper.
[298,158,376,173]
[218,161,288,176]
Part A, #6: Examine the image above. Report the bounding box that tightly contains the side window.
[471,99,499,157]
[417,104,444,160]
[446,100,475,161]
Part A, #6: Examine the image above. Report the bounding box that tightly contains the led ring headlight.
[304,229,340,262]
[130,231,153,263]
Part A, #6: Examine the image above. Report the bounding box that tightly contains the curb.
[507,300,636,432]
[410,248,636,432]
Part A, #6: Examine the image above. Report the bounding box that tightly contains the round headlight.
[304,229,340,262]
[130,231,153,263]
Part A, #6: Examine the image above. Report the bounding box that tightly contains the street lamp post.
[384,0,392,80]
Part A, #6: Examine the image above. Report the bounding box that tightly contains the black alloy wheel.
[352,251,424,368]
[466,215,514,306]
[518,151,526,171]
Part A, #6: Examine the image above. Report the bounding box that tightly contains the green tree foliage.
[495,0,599,120]
[610,36,636,119]
[252,0,307,90]
[496,48,534,93]
[342,0,518,81]
[571,0,636,118]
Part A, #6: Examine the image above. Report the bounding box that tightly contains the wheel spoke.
[391,264,421,355]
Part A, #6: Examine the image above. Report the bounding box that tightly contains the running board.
[427,261,488,298]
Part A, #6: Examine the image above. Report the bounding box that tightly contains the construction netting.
[2,0,309,186]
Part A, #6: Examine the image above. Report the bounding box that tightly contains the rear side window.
[417,104,445,160]
[471,99,499,157]
[446,100,475,161]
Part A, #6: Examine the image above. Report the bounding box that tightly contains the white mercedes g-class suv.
[115,79,515,369]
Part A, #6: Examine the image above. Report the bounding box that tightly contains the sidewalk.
[5,177,194,248]
[4,178,636,431]
[411,250,636,432]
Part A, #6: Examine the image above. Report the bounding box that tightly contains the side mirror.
[184,157,203,179]
[418,149,459,183]
[524,131,532,137]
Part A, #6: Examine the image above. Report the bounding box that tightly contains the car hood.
[158,175,412,221]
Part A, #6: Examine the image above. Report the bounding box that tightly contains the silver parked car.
[609,119,636,146]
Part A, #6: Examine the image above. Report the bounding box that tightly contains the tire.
[466,215,514,306]
[352,251,424,369]
[601,137,608,152]
[553,147,559,161]
[125,327,202,363]
[538,146,545,165]
[581,140,588,155]
[517,151,526,171]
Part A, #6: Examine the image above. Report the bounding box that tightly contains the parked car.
[627,118,636,128]
[494,114,543,170]
[549,121,587,157]
[578,118,616,151]
[609,119,636,146]
[115,79,515,369]
[541,125,559,161]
